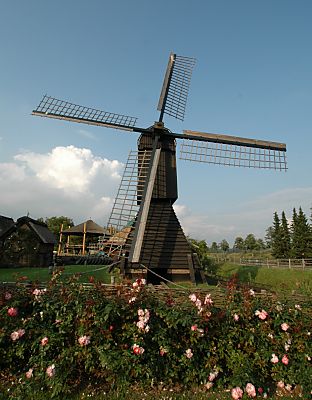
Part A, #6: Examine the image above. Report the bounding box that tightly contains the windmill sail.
[32,95,138,131]
[157,53,196,122]
[178,130,287,170]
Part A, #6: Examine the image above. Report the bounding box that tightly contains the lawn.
[215,262,312,296]
[0,264,113,284]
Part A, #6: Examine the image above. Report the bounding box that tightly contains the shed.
[0,216,56,267]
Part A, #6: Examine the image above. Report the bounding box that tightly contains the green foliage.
[270,207,312,259]
[38,216,74,237]
[0,276,311,399]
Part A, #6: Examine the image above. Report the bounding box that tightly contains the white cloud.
[0,146,123,225]
[174,187,312,245]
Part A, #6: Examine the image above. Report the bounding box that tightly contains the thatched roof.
[0,216,15,239]
[62,219,105,236]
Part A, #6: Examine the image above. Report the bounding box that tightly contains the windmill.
[32,53,287,284]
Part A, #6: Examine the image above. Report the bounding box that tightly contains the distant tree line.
[267,207,312,259]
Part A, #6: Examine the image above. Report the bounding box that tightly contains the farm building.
[0,216,56,267]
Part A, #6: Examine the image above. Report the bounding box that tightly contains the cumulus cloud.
[0,145,124,225]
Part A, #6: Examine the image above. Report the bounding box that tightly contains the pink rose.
[258,387,264,394]
[231,387,243,399]
[11,329,25,341]
[137,308,144,317]
[191,324,198,331]
[159,346,167,356]
[4,292,12,300]
[78,335,90,346]
[277,381,285,389]
[185,348,193,359]
[255,309,268,320]
[41,337,49,346]
[132,343,144,355]
[245,383,256,397]
[271,353,279,363]
[282,354,289,365]
[25,368,33,379]
[46,364,55,377]
[281,323,289,331]
[11,331,19,341]
[233,313,239,321]
[204,294,213,305]
[7,307,18,317]
[189,293,197,302]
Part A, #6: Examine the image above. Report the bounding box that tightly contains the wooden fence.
[239,258,312,270]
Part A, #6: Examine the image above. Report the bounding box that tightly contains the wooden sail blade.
[32,95,138,132]
[179,138,287,170]
[157,53,196,122]
[182,130,286,151]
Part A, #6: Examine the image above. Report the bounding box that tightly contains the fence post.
[289,259,291,269]
[302,259,305,270]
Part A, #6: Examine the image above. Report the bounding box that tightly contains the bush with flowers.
[0,274,311,399]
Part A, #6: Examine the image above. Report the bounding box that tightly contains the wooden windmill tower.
[32,53,287,284]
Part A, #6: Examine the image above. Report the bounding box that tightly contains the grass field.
[215,262,312,296]
[0,264,112,284]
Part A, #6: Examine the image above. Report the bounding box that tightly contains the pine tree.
[271,212,283,258]
[280,211,291,258]
[291,207,311,258]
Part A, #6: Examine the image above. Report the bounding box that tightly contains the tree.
[233,236,244,251]
[265,226,274,249]
[256,238,266,251]
[244,234,257,251]
[210,242,219,252]
[291,207,311,258]
[38,216,74,237]
[219,239,229,253]
[280,211,291,258]
[271,212,283,258]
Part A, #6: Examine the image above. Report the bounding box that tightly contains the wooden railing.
[239,258,312,270]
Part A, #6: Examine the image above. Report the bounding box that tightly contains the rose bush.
[0,274,311,399]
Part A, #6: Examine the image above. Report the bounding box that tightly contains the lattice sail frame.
[101,150,152,257]
[179,139,287,170]
[32,95,137,130]
[158,54,196,121]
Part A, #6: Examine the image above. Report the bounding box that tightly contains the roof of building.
[0,216,56,244]
[0,216,15,238]
[62,219,105,235]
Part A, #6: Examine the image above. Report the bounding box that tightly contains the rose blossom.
[258,387,264,394]
[5,292,12,300]
[185,348,193,359]
[41,337,49,346]
[245,383,256,397]
[282,354,289,365]
[11,329,25,341]
[7,307,18,317]
[233,313,239,321]
[255,309,268,320]
[189,293,197,302]
[281,323,289,331]
[277,381,285,389]
[137,308,144,317]
[78,335,90,346]
[271,353,279,363]
[132,343,144,355]
[191,324,198,331]
[25,368,33,379]
[11,331,19,341]
[46,364,56,377]
[204,294,213,306]
[231,387,243,400]
[159,346,168,356]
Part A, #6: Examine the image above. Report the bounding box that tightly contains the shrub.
[0,274,311,399]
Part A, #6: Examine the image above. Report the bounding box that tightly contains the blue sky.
[1,0,312,245]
